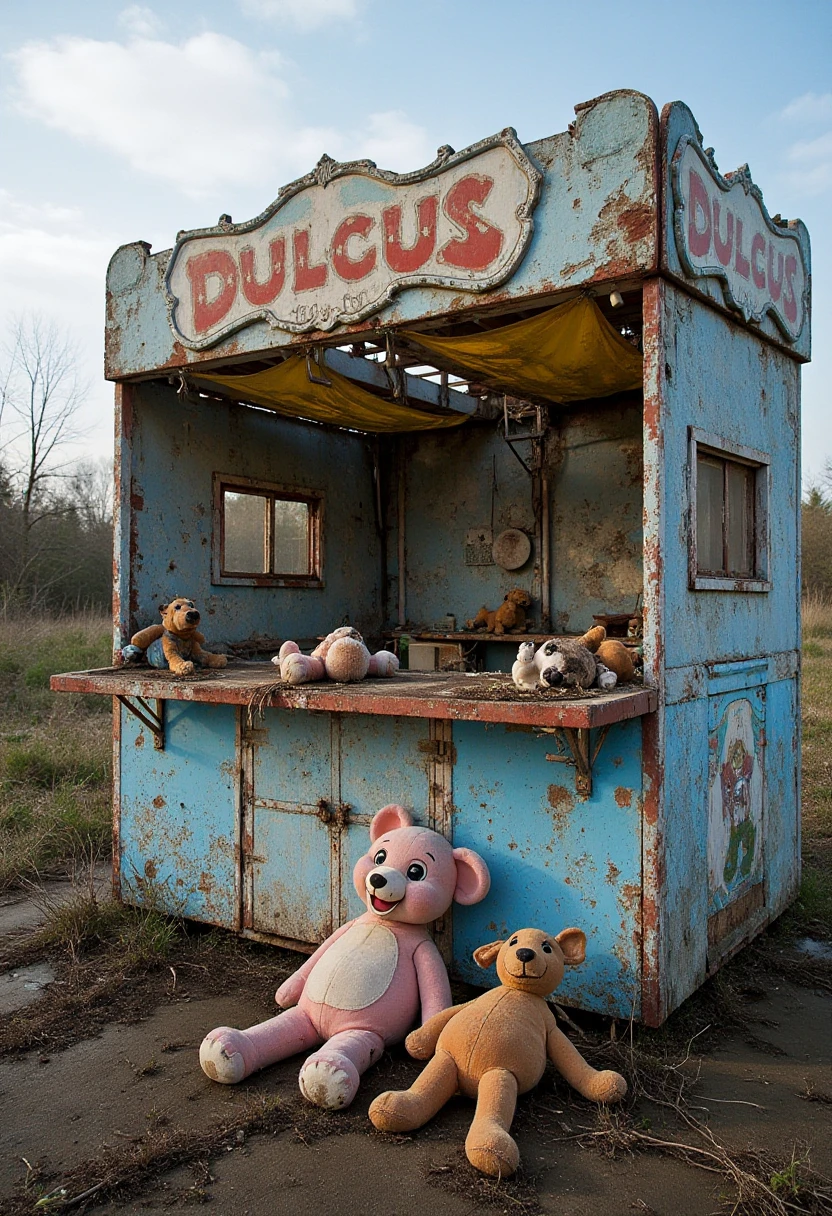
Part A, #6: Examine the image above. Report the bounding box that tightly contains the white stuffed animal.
[511,642,539,691]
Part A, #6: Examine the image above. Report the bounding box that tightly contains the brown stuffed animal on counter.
[466,588,532,635]
[124,598,227,676]
[369,926,627,1178]
[580,624,636,683]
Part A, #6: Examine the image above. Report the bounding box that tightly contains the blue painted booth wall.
[388,398,643,635]
[656,284,801,1012]
[125,381,382,645]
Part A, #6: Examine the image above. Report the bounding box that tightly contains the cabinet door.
[337,714,434,923]
[246,709,336,945]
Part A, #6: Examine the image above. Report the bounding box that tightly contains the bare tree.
[67,457,113,529]
[0,314,89,604]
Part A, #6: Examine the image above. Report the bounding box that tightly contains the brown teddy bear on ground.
[124,598,228,676]
[369,925,627,1178]
[467,588,532,635]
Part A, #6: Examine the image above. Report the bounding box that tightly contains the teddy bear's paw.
[121,644,144,664]
[299,1056,359,1110]
[592,1069,628,1103]
[368,1090,419,1132]
[465,1127,520,1178]
[199,1028,252,1084]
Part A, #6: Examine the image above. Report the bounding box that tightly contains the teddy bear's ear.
[452,848,491,905]
[473,939,504,969]
[159,604,168,616]
[555,927,587,966]
[369,804,413,842]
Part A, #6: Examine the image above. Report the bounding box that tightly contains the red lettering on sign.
[783,254,798,324]
[293,229,328,292]
[332,215,377,281]
[734,219,750,279]
[186,250,238,334]
[750,233,766,290]
[240,238,285,306]
[687,170,712,257]
[768,245,784,303]
[712,200,733,267]
[383,196,438,273]
[438,175,503,271]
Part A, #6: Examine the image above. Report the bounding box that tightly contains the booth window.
[689,429,770,592]
[212,474,323,587]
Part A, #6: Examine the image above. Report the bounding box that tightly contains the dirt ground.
[0,884,830,1216]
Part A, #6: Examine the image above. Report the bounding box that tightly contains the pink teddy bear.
[199,805,490,1110]
[275,626,399,685]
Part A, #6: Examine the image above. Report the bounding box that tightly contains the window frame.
[212,473,324,588]
[688,427,771,593]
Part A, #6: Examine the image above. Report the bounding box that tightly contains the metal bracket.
[117,695,165,750]
[545,724,611,796]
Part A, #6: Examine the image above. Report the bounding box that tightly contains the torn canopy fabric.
[194,353,468,433]
[402,296,643,403]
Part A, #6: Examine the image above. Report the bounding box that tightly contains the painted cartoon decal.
[708,693,764,914]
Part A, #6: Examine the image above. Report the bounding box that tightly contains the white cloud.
[778,92,832,198]
[0,191,119,460]
[785,130,832,196]
[8,30,430,197]
[360,110,433,172]
[238,0,361,31]
[118,5,164,38]
[780,92,832,125]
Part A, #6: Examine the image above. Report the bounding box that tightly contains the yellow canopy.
[196,352,468,434]
[402,296,642,403]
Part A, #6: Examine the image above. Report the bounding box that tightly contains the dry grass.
[0,611,112,891]
[799,597,832,935]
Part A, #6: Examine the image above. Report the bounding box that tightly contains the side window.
[689,429,770,592]
[212,474,323,587]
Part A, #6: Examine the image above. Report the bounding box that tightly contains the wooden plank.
[52,665,657,730]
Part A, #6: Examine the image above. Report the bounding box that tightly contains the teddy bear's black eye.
[406,861,427,881]
[509,936,518,946]
[542,942,552,953]
[174,604,181,610]
[373,849,386,865]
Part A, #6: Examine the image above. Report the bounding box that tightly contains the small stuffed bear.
[579,624,636,683]
[533,632,617,692]
[274,627,399,685]
[199,805,490,1110]
[369,926,627,1178]
[121,598,227,676]
[467,588,532,635]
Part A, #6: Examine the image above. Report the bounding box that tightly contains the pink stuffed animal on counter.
[275,626,399,685]
[199,804,490,1110]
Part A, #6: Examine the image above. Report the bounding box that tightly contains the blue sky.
[1,0,830,482]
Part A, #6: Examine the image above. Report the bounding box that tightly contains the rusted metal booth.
[53,90,811,1025]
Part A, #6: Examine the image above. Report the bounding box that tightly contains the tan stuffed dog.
[369,926,626,1178]
[128,598,227,676]
[467,588,532,636]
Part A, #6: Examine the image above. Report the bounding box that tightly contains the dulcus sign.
[166,130,542,348]
[673,136,808,342]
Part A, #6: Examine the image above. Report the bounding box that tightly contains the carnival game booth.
[53,91,810,1025]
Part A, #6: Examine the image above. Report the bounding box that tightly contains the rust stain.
[606,860,621,885]
[144,859,157,879]
[547,784,572,811]
[614,786,633,807]
[152,795,166,809]
[135,733,145,748]
[619,882,641,913]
